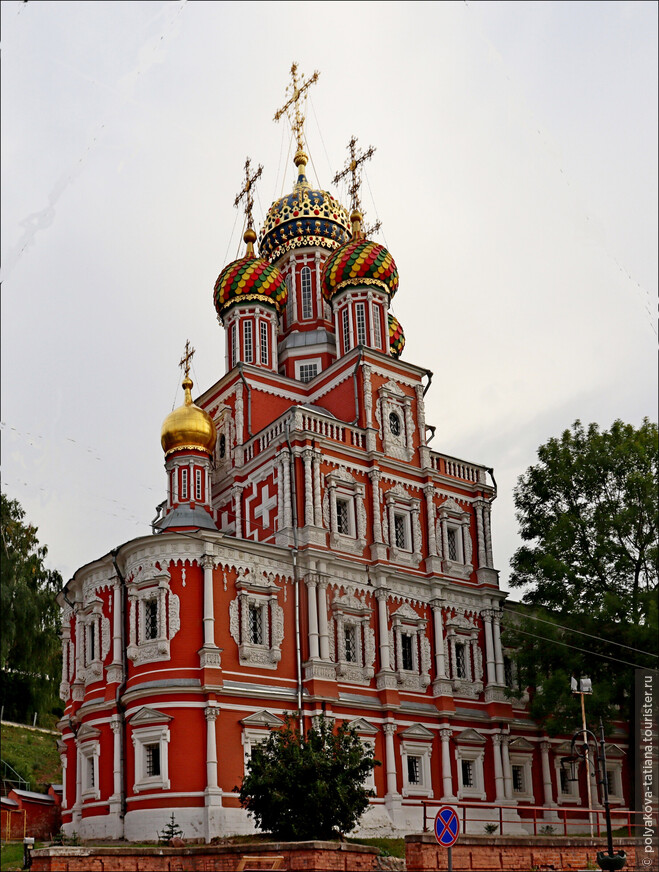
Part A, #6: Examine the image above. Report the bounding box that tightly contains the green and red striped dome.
[321,237,399,302]
[388,313,405,358]
[214,252,287,320]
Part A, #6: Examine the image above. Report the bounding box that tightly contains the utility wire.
[507,627,654,670]
[503,605,658,659]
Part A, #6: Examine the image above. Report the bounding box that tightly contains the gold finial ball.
[244,227,257,245]
[161,377,216,457]
[294,150,308,168]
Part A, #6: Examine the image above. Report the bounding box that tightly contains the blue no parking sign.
[434,805,460,847]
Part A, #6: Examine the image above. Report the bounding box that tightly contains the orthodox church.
[56,66,629,841]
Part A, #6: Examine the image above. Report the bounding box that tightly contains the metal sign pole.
[448,845,453,872]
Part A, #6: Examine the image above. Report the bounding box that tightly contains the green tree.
[238,714,379,840]
[0,493,63,724]
[504,418,658,734]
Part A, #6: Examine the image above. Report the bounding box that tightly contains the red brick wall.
[30,841,379,871]
[405,834,645,871]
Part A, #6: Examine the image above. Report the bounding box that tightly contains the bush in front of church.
[237,713,379,840]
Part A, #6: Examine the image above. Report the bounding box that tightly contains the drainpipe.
[111,549,128,829]
[425,424,436,444]
[422,368,433,396]
[238,364,252,438]
[285,418,304,735]
[487,467,498,499]
[351,348,364,426]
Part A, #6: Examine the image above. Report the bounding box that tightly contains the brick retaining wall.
[30,841,381,871]
[405,833,648,871]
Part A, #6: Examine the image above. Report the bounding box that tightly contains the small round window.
[389,411,401,436]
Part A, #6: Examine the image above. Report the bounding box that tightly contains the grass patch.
[1,723,61,792]
[347,837,405,858]
[1,840,44,871]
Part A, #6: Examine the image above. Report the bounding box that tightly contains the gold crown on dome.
[161,375,216,458]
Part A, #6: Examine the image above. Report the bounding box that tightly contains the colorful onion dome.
[320,212,399,302]
[214,228,287,321]
[161,375,216,458]
[388,313,405,358]
[259,152,350,262]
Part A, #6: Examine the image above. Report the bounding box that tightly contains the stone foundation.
[405,833,648,871]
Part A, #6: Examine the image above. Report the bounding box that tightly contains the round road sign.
[434,805,460,847]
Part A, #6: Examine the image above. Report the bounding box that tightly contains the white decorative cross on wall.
[253,484,278,532]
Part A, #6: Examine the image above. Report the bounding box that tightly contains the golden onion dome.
[161,375,216,457]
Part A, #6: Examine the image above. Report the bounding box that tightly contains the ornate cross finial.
[234,157,263,230]
[273,62,320,154]
[333,136,376,214]
[179,340,195,379]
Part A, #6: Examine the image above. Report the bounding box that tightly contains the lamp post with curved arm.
[561,719,626,871]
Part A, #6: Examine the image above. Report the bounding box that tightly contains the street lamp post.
[561,719,627,871]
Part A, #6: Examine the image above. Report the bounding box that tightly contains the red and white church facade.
[56,80,630,842]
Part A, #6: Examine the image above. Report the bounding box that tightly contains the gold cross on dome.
[333,136,376,214]
[273,62,320,153]
[234,157,263,230]
[179,340,196,379]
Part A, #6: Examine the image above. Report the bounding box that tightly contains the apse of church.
[56,64,629,842]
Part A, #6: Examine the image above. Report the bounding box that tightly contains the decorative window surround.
[375,380,415,462]
[436,498,473,580]
[444,611,483,699]
[347,718,378,791]
[77,724,101,802]
[329,588,376,685]
[229,566,284,668]
[322,467,367,554]
[400,724,434,797]
[455,729,487,800]
[240,710,285,772]
[389,602,431,691]
[130,707,172,793]
[604,745,625,805]
[126,563,180,666]
[508,738,535,802]
[554,741,582,804]
[384,483,422,566]
[80,598,110,685]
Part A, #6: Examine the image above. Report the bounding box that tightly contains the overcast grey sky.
[2,0,657,591]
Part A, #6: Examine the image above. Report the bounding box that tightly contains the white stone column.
[110,716,122,799]
[482,611,497,686]
[376,589,391,671]
[540,741,555,806]
[431,600,447,679]
[313,451,323,527]
[448,634,457,680]
[493,612,505,685]
[411,499,422,556]
[307,578,319,659]
[484,502,494,568]
[501,735,513,800]
[329,483,337,533]
[492,734,505,801]
[369,470,383,543]
[202,555,215,648]
[60,752,68,809]
[281,448,292,529]
[440,729,455,800]
[383,723,398,796]
[303,449,314,526]
[233,485,243,538]
[424,486,437,556]
[475,500,486,568]
[317,580,330,660]
[205,705,220,790]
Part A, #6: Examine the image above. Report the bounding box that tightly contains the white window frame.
[300,266,313,319]
[400,733,434,798]
[446,524,463,563]
[180,467,188,501]
[456,744,486,800]
[79,739,100,801]
[330,591,375,685]
[373,304,383,350]
[195,468,203,502]
[132,724,170,793]
[298,362,318,383]
[390,603,432,691]
[294,357,321,384]
[393,510,412,552]
[241,711,285,774]
[243,320,253,364]
[260,320,269,366]
[230,322,238,368]
[355,302,367,346]
[335,494,355,537]
[509,752,535,802]
[229,577,284,669]
[342,307,351,353]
